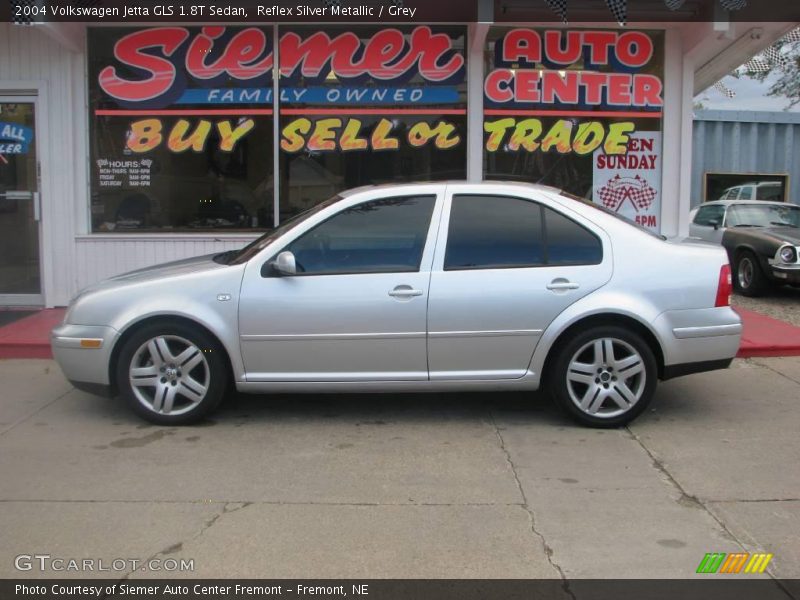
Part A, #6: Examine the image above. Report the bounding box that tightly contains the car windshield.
[221,195,345,265]
[726,204,800,228]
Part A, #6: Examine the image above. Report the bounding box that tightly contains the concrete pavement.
[0,358,798,582]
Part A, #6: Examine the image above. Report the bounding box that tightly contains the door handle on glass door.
[388,286,423,298]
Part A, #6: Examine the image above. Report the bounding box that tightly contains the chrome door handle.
[389,286,423,298]
[546,280,580,291]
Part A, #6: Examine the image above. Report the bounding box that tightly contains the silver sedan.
[52,182,742,427]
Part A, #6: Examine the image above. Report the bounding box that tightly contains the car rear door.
[238,187,443,382]
[426,186,612,380]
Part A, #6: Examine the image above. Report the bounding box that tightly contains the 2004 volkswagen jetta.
[52,182,742,427]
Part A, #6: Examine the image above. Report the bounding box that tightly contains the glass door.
[0,97,41,305]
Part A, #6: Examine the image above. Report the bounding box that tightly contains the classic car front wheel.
[116,322,228,425]
[734,251,768,297]
[548,325,658,428]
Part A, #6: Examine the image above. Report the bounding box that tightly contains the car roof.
[700,200,798,208]
[339,180,564,198]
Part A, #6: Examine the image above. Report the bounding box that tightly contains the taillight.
[715,264,732,307]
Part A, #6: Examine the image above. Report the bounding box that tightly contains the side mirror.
[709,219,720,230]
[271,251,297,276]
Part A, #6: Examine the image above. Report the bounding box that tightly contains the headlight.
[779,245,797,263]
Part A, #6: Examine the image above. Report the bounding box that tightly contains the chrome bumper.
[51,323,120,387]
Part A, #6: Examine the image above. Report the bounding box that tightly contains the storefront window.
[277,25,467,221]
[483,28,665,232]
[88,27,274,232]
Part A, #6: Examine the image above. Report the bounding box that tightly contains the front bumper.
[770,264,800,285]
[51,323,120,391]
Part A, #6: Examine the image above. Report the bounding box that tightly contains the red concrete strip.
[734,307,800,358]
[0,308,65,359]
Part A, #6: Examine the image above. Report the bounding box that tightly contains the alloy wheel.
[565,337,646,419]
[128,335,210,416]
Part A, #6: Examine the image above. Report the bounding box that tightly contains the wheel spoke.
[570,360,596,375]
[580,385,601,412]
[592,340,604,364]
[131,375,160,388]
[131,365,158,378]
[154,337,174,363]
[615,354,643,376]
[183,351,205,373]
[568,371,595,385]
[603,338,615,364]
[160,385,178,414]
[613,381,639,407]
[179,377,207,403]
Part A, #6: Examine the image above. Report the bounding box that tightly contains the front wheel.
[548,326,658,428]
[734,251,768,297]
[116,323,228,425]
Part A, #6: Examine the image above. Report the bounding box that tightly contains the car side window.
[284,195,435,275]
[694,205,725,226]
[740,186,754,200]
[444,195,601,270]
[542,206,603,265]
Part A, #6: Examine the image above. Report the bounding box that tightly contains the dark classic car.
[689,200,800,296]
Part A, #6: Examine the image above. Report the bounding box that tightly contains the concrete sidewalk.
[0,358,798,582]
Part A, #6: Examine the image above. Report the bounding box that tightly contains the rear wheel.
[548,326,657,428]
[734,251,768,297]
[116,322,228,425]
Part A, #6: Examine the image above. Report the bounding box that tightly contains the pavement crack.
[0,387,74,437]
[750,358,800,387]
[625,426,795,598]
[489,410,575,600]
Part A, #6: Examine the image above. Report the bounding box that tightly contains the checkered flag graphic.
[719,0,747,10]
[782,27,800,43]
[763,45,790,69]
[544,0,568,23]
[597,175,657,212]
[390,0,405,8]
[664,0,686,10]
[713,80,736,98]
[605,0,627,26]
[744,56,771,73]
[321,0,341,8]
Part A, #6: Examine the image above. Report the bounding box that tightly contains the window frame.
[270,194,438,277]
[442,194,603,272]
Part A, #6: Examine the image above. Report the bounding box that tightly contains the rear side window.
[444,195,601,270]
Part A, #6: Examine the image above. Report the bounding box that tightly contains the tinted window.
[740,186,754,199]
[444,195,602,270]
[544,207,603,265]
[693,205,726,226]
[445,195,545,270]
[285,195,435,275]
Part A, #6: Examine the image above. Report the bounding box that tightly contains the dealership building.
[0,2,796,307]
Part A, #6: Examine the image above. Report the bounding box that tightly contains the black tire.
[116,322,228,425]
[733,250,768,297]
[548,325,658,428]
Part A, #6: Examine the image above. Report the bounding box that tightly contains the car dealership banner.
[91,25,466,156]
[593,131,663,232]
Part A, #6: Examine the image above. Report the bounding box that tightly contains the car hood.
[732,226,800,246]
[82,253,228,294]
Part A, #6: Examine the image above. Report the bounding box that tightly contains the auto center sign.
[484,28,663,157]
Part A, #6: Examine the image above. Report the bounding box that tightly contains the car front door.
[238,189,442,382]
[426,189,612,380]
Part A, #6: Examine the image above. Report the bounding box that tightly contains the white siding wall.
[1,25,260,306]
